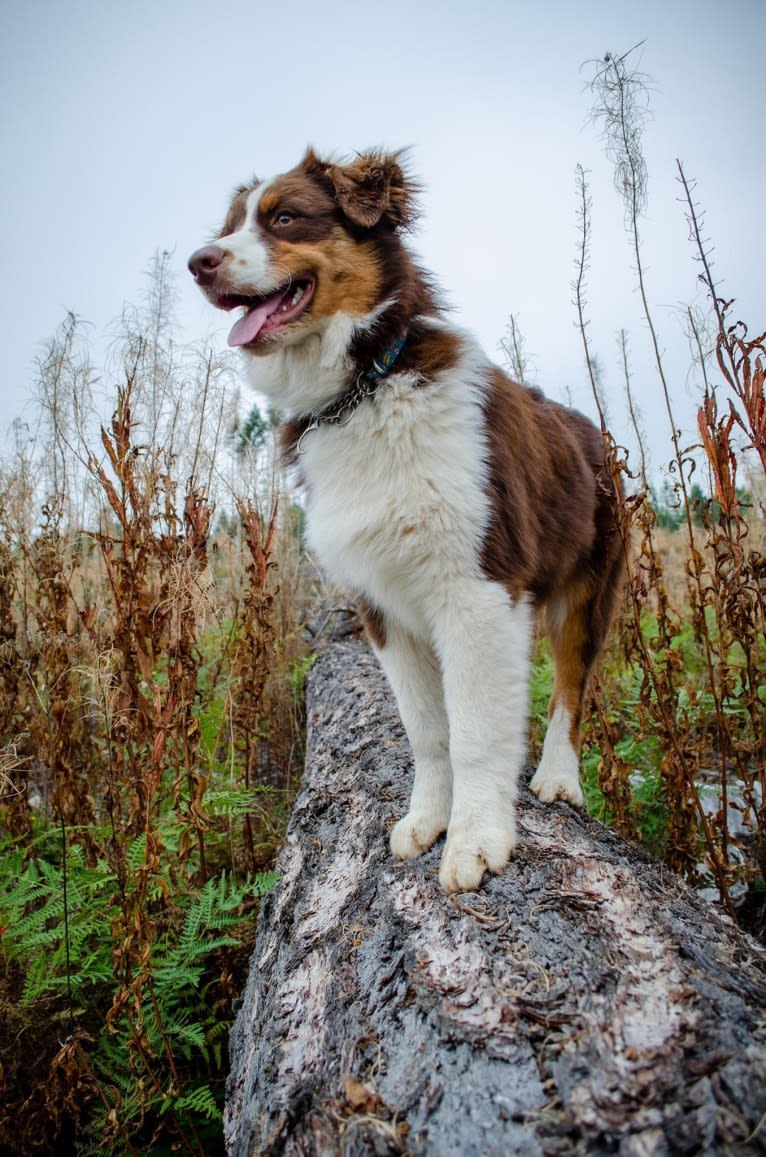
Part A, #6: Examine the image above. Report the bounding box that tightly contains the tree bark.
[225,640,766,1156]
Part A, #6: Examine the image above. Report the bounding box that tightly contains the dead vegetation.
[571,45,765,928]
[0,256,314,1154]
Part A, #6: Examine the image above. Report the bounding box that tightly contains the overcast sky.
[1,0,764,476]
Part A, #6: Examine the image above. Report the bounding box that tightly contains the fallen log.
[225,639,766,1156]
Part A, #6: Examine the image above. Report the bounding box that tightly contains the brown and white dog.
[189,148,624,893]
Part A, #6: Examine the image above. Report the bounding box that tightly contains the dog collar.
[297,334,407,453]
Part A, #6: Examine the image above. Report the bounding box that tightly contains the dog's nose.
[188,245,226,285]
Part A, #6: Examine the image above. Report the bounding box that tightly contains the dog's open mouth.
[219,278,316,348]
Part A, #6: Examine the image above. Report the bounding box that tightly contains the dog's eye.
[273,212,295,227]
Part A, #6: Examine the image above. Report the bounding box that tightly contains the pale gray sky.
[1,0,764,473]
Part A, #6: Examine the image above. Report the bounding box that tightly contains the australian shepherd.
[189,148,624,893]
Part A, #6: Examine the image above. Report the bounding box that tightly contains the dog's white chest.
[301,370,491,630]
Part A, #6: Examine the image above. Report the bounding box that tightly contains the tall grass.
[0,258,313,1154]
[565,45,765,925]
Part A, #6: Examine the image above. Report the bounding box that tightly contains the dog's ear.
[302,148,419,230]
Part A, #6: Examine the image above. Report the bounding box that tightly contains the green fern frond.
[252,870,278,897]
[204,784,278,818]
[126,832,148,872]
[176,1082,223,1122]
[167,1017,209,1058]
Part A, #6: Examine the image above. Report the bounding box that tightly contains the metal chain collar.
[297,335,407,454]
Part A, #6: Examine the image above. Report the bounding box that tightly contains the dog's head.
[188,149,419,355]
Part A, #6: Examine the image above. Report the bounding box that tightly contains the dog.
[188,148,624,893]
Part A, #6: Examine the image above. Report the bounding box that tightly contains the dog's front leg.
[370,619,453,860]
[434,582,532,893]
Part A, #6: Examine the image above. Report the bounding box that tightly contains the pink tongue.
[227,289,289,347]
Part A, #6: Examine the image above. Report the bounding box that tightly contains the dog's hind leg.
[529,585,593,806]
[362,610,453,860]
[531,519,624,805]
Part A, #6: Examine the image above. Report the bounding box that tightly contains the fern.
[175,1081,223,1122]
[204,784,277,817]
[0,820,276,1149]
[161,1009,210,1060]
[126,831,148,872]
[0,840,119,1006]
[206,1017,230,1071]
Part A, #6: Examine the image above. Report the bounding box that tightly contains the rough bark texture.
[225,640,766,1156]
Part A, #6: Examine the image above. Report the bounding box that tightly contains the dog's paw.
[437,817,517,893]
[390,810,447,861]
[529,759,584,806]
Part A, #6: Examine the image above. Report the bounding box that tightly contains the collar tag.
[366,334,407,383]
